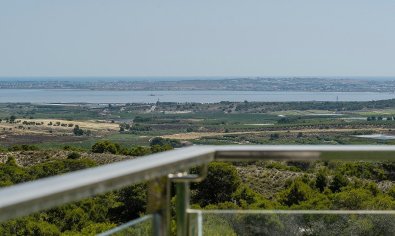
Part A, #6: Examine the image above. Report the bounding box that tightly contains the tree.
[186,127,194,132]
[150,137,167,146]
[119,123,131,132]
[315,171,327,192]
[73,125,84,136]
[129,146,151,156]
[64,207,89,231]
[270,133,280,140]
[150,137,181,148]
[5,156,18,166]
[109,184,147,223]
[67,152,81,160]
[150,144,173,153]
[0,157,31,186]
[278,179,314,207]
[91,141,119,154]
[369,116,377,121]
[278,117,293,124]
[332,188,372,209]
[9,115,16,123]
[29,159,96,179]
[329,173,349,193]
[192,162,241,206]
[232,184,261,207]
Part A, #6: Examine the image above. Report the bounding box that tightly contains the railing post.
[147,177,170,236]
[176,182,190,236]
[171,165,208,236]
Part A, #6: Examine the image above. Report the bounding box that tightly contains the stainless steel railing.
[1,145,395,235]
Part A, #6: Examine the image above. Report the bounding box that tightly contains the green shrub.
[91,141,119,154]
[332,188,372,209]
[315,171,328,192]
[277,179,315,207]
[192,162,241,206]
[9,144,39,152]
[330,174,350,193]
[67,152,81,160]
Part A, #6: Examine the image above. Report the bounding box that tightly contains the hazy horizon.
[1,76,395,82]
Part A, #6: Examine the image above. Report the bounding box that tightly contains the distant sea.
[1,89,395,103]
[1,76,395,82]
[0,76,236,82]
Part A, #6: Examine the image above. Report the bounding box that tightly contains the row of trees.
[367,116,395,121]
[235,99,395,113]
[0,115,17,123]
[91,138,178,156]
[119,123,152,133]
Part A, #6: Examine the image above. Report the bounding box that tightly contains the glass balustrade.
[99,215,153,236]
[188,209,395,236]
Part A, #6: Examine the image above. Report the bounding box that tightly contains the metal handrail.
[2,145,395,225]
[0,146,215,222]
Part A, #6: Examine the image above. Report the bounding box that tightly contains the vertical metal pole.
[147,177,170,236]
[197,211,203,236]
[176,182,190,236]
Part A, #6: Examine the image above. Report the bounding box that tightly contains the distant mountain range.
[1,77,395,92]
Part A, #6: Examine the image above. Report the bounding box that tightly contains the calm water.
[1,89,395,103]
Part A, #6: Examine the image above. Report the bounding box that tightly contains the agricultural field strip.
[161,128,390,140]
[0,119,119,132]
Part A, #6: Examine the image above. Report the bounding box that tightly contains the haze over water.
[1,76,395,82]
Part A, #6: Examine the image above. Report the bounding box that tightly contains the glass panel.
[98,215,152,236]
[188,210,395,236]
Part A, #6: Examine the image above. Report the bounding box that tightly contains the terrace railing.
[1,145,395,235]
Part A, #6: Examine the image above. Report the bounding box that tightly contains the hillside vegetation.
[2,101,395,234]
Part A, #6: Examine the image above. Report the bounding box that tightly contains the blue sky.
[1,1,395,77]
